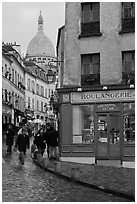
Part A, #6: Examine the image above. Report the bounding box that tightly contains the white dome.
[26,31,55,57]
[26,12,55,58]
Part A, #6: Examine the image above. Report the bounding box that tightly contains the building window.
[9,92,11,103]
[123,103,135,144]
[37,100,39,111]
[12,69,14,83]
[41,86,44,96]
[27,78,30,91]
[28,97,30,108]
[15,71,17,86]
[2,89,4,101]
[45,88,47,98]
[5,89,7,102]
[122,51,135,84]
[48,89,50,97]
[41,102,43,112]
[12,92,14,105]
[32,98,34,110]
[18,74,19,87]
[32,80,35,93]
[36,84,39,95]
[81,53,100,86]
[80,2,101,37]
[121,2,135,33]
[5,64,7,73]
[73,105,94,144]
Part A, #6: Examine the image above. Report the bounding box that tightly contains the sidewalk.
[32,155,135,201]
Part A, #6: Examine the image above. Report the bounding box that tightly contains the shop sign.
[71,90,135,104]
[2,107,12,115]
[97,103,120,111]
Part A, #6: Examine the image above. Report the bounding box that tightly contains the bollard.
[54,161,62,173]
[71,167,80,179]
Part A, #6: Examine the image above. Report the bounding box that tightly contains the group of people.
[33,123,59,160]
[4,122,59,164]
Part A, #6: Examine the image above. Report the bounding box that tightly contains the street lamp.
[47,69,55,83]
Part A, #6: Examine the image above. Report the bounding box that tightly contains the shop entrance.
[95,112,122,163]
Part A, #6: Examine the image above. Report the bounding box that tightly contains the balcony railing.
[81,74,100,86]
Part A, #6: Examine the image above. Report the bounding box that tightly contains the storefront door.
[95,112,122,162]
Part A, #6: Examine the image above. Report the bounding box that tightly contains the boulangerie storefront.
[59,88,135,164]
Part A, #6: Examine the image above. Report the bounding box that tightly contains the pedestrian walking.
[5,123,15,153]
[45,123,59,160]
[14,125,30,164]
[33,127,46,156]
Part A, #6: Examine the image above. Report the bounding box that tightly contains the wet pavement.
[2,142,133,202]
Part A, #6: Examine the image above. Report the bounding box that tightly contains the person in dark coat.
[33,127,46,156]
[15,125,30,163]
[5,123,15,153]
[45,124,59,160]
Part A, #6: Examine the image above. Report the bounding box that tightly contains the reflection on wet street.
[2,143,130,202]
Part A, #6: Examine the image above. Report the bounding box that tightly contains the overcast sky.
[2,2,65,56]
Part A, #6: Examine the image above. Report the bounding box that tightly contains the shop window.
[123,103,135,144]
[73,105,94,144]
[122,51,135,84]
[80,2,101,37]
[81,54,100,86]
[120,2,135,33]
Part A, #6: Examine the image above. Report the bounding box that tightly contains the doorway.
[95,112,122,163]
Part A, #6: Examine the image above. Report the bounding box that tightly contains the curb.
[32,157,135,201]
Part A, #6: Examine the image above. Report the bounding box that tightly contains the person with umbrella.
[5,123,15,153]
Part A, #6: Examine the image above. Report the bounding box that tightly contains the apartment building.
[57,2,135,163]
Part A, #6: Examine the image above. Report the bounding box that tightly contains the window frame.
[122,51,135,73]
[80,2,101,38]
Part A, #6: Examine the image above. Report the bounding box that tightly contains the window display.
[73,105,94,144]
[123,103,135,144]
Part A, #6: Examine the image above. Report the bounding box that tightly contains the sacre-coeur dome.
[26,11,55,58]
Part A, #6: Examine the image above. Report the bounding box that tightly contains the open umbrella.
[33,119,44,125]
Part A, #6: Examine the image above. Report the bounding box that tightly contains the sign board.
[97,103,120,111]
[2,107,12,115]
[71,90,135,104]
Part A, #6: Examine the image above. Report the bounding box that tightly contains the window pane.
[82,4,91,23]
[123,103,135,144]
[73,105,94,144]
[123,52,135,72]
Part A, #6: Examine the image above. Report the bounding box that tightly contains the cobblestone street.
[2,143,131,202]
